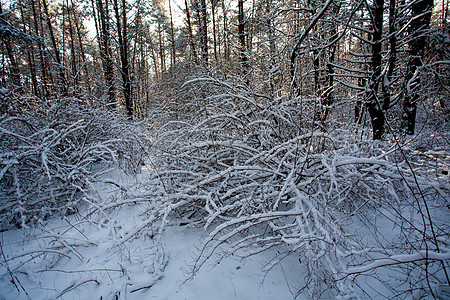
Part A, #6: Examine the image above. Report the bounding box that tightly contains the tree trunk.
[0,2,22,92]
[31,0,50,97]
[72,0,91,94]
[238,0,248,74]
[65,0,78,89]
[290,0,333,96]
[211,0,217,60]
[42,0,68,96]
[222,0,229,62]
[168,0,176,67]
[366,0,385,140]
[199,0,208,63]
[148,34,159,79]
[184,0,197,63]
[113,0,133,118]
[403,0,433,135]
[96,0,115,107]
[157,23,166,74]
[381,0,396,112]
[321,2,340,126]
[18,0,38,96]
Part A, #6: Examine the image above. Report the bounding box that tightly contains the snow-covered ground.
[0,223,301,299]
[1,121,448,299]
[0,167,302,300]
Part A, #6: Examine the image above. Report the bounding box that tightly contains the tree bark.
[65,0,78,88]
[366,0,385,140]
[200,0,208,62]
[168,0,176,67]
[18,0,38,96]
[0,2,22,92]
[96,0,116,107]
[113,0,133,118]
[31,0,50,97]
[42,0,68,96]
[185,0,198,63]
[403,0,433,135]
[72,0,91,94]
[211,0,217,60]
[238,0,248,75]
[381,0,396,111]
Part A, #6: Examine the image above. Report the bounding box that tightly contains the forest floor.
[0,164,302,300]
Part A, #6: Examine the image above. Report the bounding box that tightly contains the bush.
[0,95,149,230]
[151,75,449,298]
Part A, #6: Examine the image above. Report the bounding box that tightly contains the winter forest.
[0,0,449,298]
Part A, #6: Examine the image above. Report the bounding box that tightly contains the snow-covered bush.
[0,96,149,230]
[150,75,449,298]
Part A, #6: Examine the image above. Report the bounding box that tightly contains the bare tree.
[95,0,116,107]
[403,0,433,134]
[0,2,22,92]
[113,0,133,118]
[365,0,385,139]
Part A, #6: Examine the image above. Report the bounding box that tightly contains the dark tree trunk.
[72,0,91,94]
[31,0,50,97]
[200,0,208,62]
[0,2,22,92]
[211,0,217,60]
[222,0,229,62]
[113,0,133,118]
[403,0,433,135]
[381,0,396,111]
[168,0,176,67]
[238,0,248,73]
[366,0,385,140]
[42,0,68,96]
[65,0,78,88]
[185,0,198,63]
[18,0,38,96]
[96,0,115,107]
[322,15,338,126]
[157,23,166,74]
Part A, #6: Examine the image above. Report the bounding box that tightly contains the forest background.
[0,0,449,298]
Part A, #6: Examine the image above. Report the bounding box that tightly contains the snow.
[0,223,300,300]
[0,94,448,299]
[0,168,301,300]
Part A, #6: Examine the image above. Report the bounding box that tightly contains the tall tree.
[31,0,51,97]
[42,0,68,96]
[0,2,22,92]
[95,0,116,106]
[238,0,247,72]
[168,0,176,67]
[381,0,397,112]
[403,0,433,134]
[199,0,208,62]
[365,0,385,139]
[64,0,78,89]
[113,0,133,118]
[211,0,217,60]
[184,0,198,62]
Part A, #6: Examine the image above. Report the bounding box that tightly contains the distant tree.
[184,0,198,62]
[42,0,68,96]
[195,0,208,62]
[238,0,248,75]
[94,0,116,107]
[168,0,176,67]
[0,2,22,92]
[113,0,133,118]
